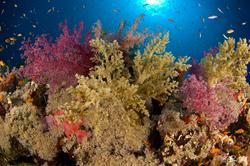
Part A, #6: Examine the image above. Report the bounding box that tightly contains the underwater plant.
[19,21,93,94]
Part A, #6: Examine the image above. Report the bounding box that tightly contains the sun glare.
[145,0,166,6]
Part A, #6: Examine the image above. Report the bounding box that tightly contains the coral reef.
[0,19,250,166]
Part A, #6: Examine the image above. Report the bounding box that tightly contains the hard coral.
[133,33,190,103]
[201,38,250,89]
[20,21,93,94]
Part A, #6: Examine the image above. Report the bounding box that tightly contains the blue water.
[0,0,250,67]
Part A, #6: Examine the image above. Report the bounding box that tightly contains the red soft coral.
[180,74,241,131]
[19,21,93,94]
[44,111,88,144]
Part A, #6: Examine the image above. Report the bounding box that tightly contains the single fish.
[0,94,4,102]
[48,7,55,13]
[242,22,247,26]
[112,8,120,13]
[168,18,175,23]
[0,45,4,52]
[5,37,16,45]
[235,129,244,134]
[14,4,18,8]
[32,24,37,28]
[217,8,224,14]
[208,15,218,19]
[210,148,221,155]
[17,33,22,37]
[0,60,5,66]
[223,34,228,39]
[227,29,234,34]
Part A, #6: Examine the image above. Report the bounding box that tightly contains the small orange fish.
[197,116,205,123]
[0,94,4,102]
[235,129,244,134]
[230,145,241,151]
[0,76,4,82]
[0,60,5,66]
[18,80,25,86]
[242,98,248,106]
[183,115,191,124]
[210,148,221,155]
[25,97,33,104]
[143,140,151,145]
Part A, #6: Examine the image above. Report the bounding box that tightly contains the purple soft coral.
[203,47,219,57]
[180,74,241,131]
[19,21,93,94]
[189,58,205,79]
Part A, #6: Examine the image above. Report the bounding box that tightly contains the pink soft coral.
[180,74,240,130]
[189,58,205,79]
[19,21,93,94]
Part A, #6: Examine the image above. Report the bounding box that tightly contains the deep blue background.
[0,0,250,68]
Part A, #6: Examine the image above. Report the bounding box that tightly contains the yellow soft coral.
[89,39,127,80]
[133,33,190,103]
[201,38,250,90]
[64,33,190,118]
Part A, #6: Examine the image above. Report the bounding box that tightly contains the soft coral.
[180,74,241,131]
[20,21,93,94]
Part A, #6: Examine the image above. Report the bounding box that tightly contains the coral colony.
[1,15,250,165]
